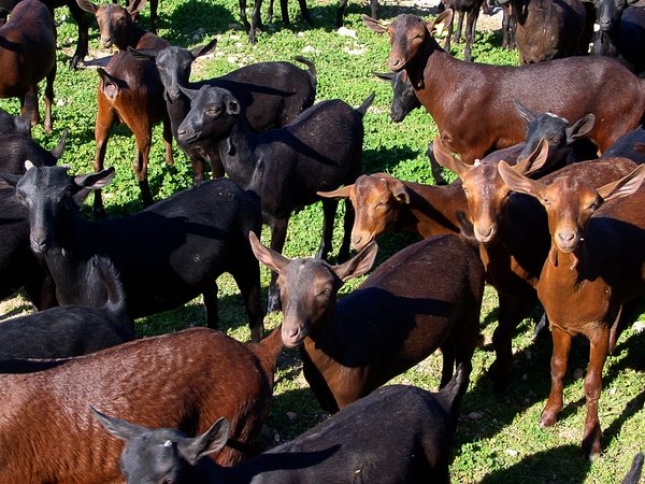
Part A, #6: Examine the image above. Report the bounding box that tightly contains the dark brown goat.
[0,326,283,483]
[249,231,484,414]
[318,172,469,250]
[434,138,641,390]
[498,161,645,457]
[363,11,645,164]
[79,0,172,212]
[0,0,57,133]
[442,0,485,61]
[503,0,589,64]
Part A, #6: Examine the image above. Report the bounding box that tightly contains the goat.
[317,173,469,250]
[0,0,88,69]
[502,0,588,64]
[602,128,645,164]
[130,39,317,185]
[0,325,283,482]
[0,255,134,359]
[499,0,516,49]
[363,10,645,164]
[0,183,56,311]
[78,0,172,213]
[241,0,314,44]
[177,87,371,313]
[0,107,30,136]
[441,0,485,61]
[250,231,484,413]
[592,0,645,77]
[0,165,265,341]
[0,129,67,175]
[0,0,57,133]
[434,138,641,390]
[94,366,470,484]
[497,158,645,457]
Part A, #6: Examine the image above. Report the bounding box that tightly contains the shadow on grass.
[162,1,237,46]
[363,144,421,173]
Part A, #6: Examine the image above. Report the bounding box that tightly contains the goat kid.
[177,86,370,312]
[0,325,283,483]
[250,231,483,413]
[94,367,470,484]
[498,160,645,457]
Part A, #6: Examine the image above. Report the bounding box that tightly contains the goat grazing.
[94,366,470,484]
[250,231,483,413]
[1,165,265,341]
[501,0,588,64]
[498,159,645,457]
[0,325,283,483]
[0,255,134,359]
[177,87,371,312]
[0,0,57,133]
[434,138,641,390]
[130,39,317,184]
[318,173,469,250]
[593,0,645,76]
[363,10,645,164]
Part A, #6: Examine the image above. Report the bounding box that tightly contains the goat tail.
[436,361,471,422]
[622,453,644,484]
[356,92,376,117]
[294,56,318,90]
[89,255,127,319]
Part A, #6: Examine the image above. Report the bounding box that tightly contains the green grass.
[0,0,644,482]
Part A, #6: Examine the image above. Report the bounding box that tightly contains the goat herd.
[1,0,645,481]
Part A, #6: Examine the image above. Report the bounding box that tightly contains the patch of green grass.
[0,1,643,482]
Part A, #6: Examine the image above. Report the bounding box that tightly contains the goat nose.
[558,231,575,242]
[30,236,48,254]
[101,37,113,47]
[475,224,494,242]
[388,57,404,71]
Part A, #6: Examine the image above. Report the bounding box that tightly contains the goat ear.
[565,114,595,142]
[332,241,378,282]
[373,72,395,82]
[317,185,354,199]
[73,167,116,191]
[429,8,453,35]
[127,0,147,16]
[178,418,230,465]
[190,37,218,58]
[389,178,410,204]
[178,85,198,101]
[127,46,157,61]
[0,171,21,187]
[432,137,471,177]
[248,231,291,274]
[362,14,387,33]
[76,0,98,14]
[90,407,150,442]
[51,129,68,160]
[517,138,550,176]
[226,100,241,115]
[498,160,546,200]
[597,164,645,202]
[514,100,537,124]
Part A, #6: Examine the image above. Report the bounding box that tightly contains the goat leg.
[231,255,264,342]
[43,63,56,134]
[317,198,339,260]
[267,217,289,313]
[296,0,315,26]
[203,281,220,330]
[540,325,572,428]
[68,0,90,69]
[581,327,609,458]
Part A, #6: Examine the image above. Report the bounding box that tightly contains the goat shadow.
[362,144,420,173]
[162,0,238,46]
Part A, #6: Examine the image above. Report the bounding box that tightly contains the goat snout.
[474,223,496,243]
[281,324,305,348]
[556,230,578,252]
[30,235,49,254]
[101,37,114,48]
[388,57,405,72]
[390,110,405,123]
[176,126,199,144]
[351,232,372,251]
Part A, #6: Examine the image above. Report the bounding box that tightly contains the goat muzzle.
[388,57,405,72]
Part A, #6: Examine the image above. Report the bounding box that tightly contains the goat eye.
[588,201,600,211]
[318,288,331,298]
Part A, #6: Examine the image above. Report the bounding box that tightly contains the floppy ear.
[127,0,147,16]
[178,85,199,101]
[318,185,354,199]
[127,46,158,61]
[515,138,550,176]
[433,136,471,178]
[388,177,410,204]
[190,37,218,58]
[429,8,453,34]
[373,72,395,82]
[362,14,388,33]
[177,418,230,465]
[249,231,291,274]
[565,114,595,142]
[597,164,645,202]
[76,0,99,14]
[72,167,116,206]
[497,160,546,200]
[332,241,379,282]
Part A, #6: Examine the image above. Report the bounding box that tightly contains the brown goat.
[434,138,642,391]
[249,231,484,414]
[0,325,283,483]
[318,172,469,251]
[0,0,57,132]
[80,0,172,213]
[363,11,645,164]
[498,160,645,457]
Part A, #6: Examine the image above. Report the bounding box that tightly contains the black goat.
[602,128,645,164]
[176,86,372,312]
[130,39,317,185]
[240,0,313,44]
[94,365,470,484]
[0,130,67,175]
[0,255,134,359]
[0,182,56,311]
[441,0,485,61]
[0,166,265,341]
[593,0,645,76]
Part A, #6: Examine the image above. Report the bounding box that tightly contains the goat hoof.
[540,411,558,428]
[71,55,86,70]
